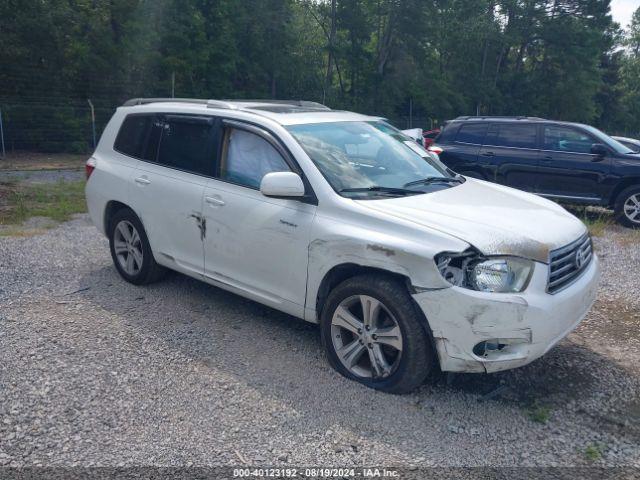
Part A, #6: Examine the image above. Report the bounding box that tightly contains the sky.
[611,0,639,29]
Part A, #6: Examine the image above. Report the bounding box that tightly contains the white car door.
[129,114,217,276]
[202,122,316,317]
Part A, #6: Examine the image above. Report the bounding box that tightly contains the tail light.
[85,157,97,180]
[428,145,443,155]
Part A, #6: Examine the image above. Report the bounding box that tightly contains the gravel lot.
[1,214,639,468]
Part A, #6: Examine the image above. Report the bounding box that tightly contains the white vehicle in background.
[85,98,599,393]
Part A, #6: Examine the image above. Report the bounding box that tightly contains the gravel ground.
[0,215,639,468]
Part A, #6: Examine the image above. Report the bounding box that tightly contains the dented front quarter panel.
[304,202,470,322]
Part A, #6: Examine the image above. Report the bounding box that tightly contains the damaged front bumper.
[413,255,599,373]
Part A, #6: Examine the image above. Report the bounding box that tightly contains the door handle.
[541,155,553,162]
[591,156,606,162]
[134,176,151,185]
[205,196,226,207]
[481,151,495,157]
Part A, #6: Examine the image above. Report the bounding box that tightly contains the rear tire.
[320,274,435,394]
[614,186,640,229]
[108,208,166,285]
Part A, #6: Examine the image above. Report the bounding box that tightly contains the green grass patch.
[582,214,613,237]
[0,180,87,228]
[584,443,604,461]
[526,404,552,424]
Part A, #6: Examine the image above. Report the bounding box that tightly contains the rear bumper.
[413,255,599,373]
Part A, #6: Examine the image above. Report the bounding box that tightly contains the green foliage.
[584,443,605,461]
[0,0,638,152]
[619,8,640,135]
[527,403,552,424]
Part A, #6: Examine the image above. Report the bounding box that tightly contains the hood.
[356,179,587,263]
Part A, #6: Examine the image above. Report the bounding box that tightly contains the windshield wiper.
[403,176,463,188]
[339,186,420,196]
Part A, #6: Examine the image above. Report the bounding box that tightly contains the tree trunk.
[324,0,337,100]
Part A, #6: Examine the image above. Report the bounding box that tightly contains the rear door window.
[156,116,215,176]
[543,126,595,154]
[455,123,487,144]
[114,115,152,158]
[486,124,538,149]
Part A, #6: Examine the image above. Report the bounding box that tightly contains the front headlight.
[436,251,533,293]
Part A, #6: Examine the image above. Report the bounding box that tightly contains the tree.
[0,0,631,152]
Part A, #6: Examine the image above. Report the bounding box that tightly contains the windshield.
[582,125,636,154]
[287,121,454,197]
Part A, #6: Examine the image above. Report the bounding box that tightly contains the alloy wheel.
[330,295,403,379]
[623,194,640,224]
[113,220,144,276]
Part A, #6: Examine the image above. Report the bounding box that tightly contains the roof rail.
[225,99,331,110]
[206,100,239,110]
[122,98,212,107]
[122,98,331,111]
[454,115,544,121]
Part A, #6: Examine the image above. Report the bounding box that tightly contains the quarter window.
[543,126,595,154]
[220,128,291,189]
[487,124,537,149]
[455,124,487,144]
[156,117,214,176]
[114,115,152,158]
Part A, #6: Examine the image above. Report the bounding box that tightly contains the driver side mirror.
[260,172,305,198]
[590,143,608,156]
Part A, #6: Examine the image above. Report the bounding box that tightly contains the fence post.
[408,98,413,129]
[87,99,96,149]
[0,108,5,158]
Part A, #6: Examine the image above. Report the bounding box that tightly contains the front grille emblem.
[575,248,587,269]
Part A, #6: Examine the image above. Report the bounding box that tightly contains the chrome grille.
[547,233,592,294]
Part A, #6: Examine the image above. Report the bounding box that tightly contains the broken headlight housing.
[435,251,533,293]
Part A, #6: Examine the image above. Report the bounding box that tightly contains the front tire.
[108,208,166,285]
[614,186,640,229]
[321,274,435,394]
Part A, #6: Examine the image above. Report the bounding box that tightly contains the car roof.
[120,98,380,126]
[447,116,591,129]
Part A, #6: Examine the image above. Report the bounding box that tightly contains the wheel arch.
[103,200,133,233]
[315,263,413,319]
[609,178,640,207]
[315,262,441,372]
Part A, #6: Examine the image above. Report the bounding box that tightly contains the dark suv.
[433,116,640,228]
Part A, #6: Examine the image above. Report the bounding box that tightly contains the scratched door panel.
[202,178,316,310]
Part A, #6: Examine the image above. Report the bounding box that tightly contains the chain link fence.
[0,100,116,156]
[0,100,446,159]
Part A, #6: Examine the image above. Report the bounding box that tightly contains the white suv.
[86,98,600,393]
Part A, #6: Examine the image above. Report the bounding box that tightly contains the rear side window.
[455,123,487,144]
[487,124,537,149]
[156,117,214,176]
[114,115,152,158]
